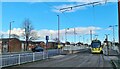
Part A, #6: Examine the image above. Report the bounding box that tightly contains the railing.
[1,49,59,68]
[63,45,87,50]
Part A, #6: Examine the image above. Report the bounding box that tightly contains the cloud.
[1,0,118,2]
[8,28,25,36]
[36,26,101,39]
[0,26,101,40]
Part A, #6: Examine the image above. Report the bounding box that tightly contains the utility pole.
[118,0,120,55]
[105,34,109,55]
[8,21,14,52]
[50,34,52,40]
[74,28,76,45]
[65,28,69,43]
[109,25,118,43]
[79,36,81,42]
[65,29,67,43]
[57,15,61,54]
[90,30,92,42]
[83,35,85,43]
[57,15,60,44]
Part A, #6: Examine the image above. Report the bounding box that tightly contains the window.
[91,42,101,48]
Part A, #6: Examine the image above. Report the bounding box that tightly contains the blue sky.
[1,1,119,43]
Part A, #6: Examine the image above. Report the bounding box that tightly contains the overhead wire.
[42,1,108,42]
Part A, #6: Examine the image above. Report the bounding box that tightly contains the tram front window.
[91,43,100,48]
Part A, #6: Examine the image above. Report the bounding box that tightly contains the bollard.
[33,53,35,62]
[18,54,20,65]
[46,50,48,59]
[43,52,45,59]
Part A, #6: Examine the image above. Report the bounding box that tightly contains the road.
[8,49,113,68]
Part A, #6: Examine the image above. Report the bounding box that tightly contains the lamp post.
[9,21,15,39]
[57,15,61,54]
[109,25,118,43]
[74,28,76,45]
[83,35,85,44]
[65,28,69,43]
[8,21,14,52]
[85,34,89,44]
[57,15,60,44]
[90,30,92,42]
[79,36,81,42]
[105,34,110,55]
[50,33,52,40]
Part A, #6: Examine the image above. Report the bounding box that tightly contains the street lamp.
[109,25,118,43]
[8,21,14,52]
[79,36,81,42]
[57,15,60,43]
[65,28,69,43]
[9,21,15,39]
[85,34,89,44]
[74,28,77,44]
[57,15,61,54]
[105,34,110,55]
[83,35,85,43]
[90,30,92,42]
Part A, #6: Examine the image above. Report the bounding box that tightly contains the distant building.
[0,38,45,53]
[0,38,65,53]
[0,38,21,53]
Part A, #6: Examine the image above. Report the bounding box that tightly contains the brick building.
[0,38,45,53]
[0,38,21,53]
[0,38,64,53]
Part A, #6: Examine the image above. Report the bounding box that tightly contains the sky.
[0,0,119,44]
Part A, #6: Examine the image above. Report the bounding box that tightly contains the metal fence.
[1,49,59,68]
[63,45,87,50]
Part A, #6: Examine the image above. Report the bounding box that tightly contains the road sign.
[46,36,49,40]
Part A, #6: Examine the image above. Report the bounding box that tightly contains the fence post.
[47,51,48,59]
[43,52,45,59]
[33,53,35,62]
[18,54,20,65]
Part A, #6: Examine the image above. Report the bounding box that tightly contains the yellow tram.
[91,40,103,54]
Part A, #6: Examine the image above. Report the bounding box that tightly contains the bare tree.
[22,19,33,51]
[29,30,40,40]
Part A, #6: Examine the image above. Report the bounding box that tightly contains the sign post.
[46,36,49,58]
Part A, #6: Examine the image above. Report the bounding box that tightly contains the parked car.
[32,46,44,52]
